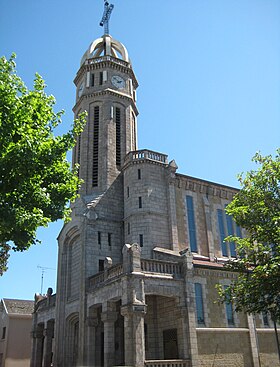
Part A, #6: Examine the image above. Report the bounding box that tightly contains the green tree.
[0,54,86,275]
[217,149,280,321]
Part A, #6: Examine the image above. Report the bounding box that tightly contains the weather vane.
[100,1,114,35]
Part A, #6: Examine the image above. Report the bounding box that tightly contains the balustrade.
[145,360,191,367]
[125,149,168,165]
[141,259,182,278]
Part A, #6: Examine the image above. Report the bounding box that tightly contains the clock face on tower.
[111,75,125,89]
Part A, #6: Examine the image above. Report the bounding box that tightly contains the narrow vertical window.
[128,222,130,235]
[138,169,141,180]
[91,73,95,87]
[2,327,6,339]
[217,209,227,257]
[236,225,242,238]
[127,186,130,198]
[194,283,205,325]
[224,286,234,326]
[263,312,269,327]
[77,134,81,177]
[98,231,101,248]
[132,113,137,150]
[115,107,121,166]
[99,71,103,85]
[108,233,112,247]
[186,196,197,252]
[138,196,142,208]
[139,234,143,247]
[92,106,99,187]
[225,205,236,257]
[99,260,104,272]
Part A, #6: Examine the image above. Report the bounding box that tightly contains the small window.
[194,283,205,325]
[138,169,141,180]
[263,312,269,327]
[91,73,95,87]
[98,231,101,248]
[99,71,103,85]
[108,233,112,247]
[99,260,104,272]
[139,197,142,208]
[2,327,6,339]
[128,222,130,235]
[139,234,143,247]
[127,186,130,198]
[224,286,234,326]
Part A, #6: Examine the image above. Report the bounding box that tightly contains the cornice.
[175,173,238,200]
[74,60,138,88]
[73,88,138,116]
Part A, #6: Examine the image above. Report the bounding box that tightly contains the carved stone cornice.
[73,88,138,116]
[175,173,238,199]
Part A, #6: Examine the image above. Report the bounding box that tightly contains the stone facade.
[31,33,280,367]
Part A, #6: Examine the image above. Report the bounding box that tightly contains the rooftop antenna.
[37,265,55,295]
[100,0,114,35]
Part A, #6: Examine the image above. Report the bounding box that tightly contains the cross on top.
[100,1,114,35]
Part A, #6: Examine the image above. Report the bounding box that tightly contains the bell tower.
[72,5,138,196]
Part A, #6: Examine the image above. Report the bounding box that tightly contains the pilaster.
[247,314,261,367]
[181,251,199,367]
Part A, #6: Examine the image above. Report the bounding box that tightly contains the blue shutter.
[186,196,197,252]
[217,209,227,256]
[225,206,236,257]
[195,283,205,325]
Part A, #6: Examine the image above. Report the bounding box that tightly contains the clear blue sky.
[0,0,279,300]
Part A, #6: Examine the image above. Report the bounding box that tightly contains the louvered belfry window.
[92,106,99,187]
[115,107,121,166]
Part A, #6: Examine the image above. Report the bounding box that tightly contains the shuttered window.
[92,106,99,187]
[186,196,197,252]
[115,107,121,166]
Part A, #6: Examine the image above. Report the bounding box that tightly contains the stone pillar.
[247,314,261,367]
[181,250,199,367]
[86,316,98,366]
[167,160,179,252]
[121,304,147,367]
[101,308,118,367]
[33,325,44,367]
[43,322,54,367]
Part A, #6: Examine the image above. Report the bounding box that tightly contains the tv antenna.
[37,265,55,295]
[100,1,114,35]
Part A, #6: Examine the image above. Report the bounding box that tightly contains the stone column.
[247,314,261,367]
[101,309,118,367]
[121,304,147,367]
[33,326,44,367]
[86,316,98,366]
[181,250,199,367]
[43,322,54,367]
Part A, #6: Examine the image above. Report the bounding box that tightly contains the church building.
[31,3,279,367]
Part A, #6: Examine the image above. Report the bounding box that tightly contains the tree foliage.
[217,149,280,321]
[0,54,86,274]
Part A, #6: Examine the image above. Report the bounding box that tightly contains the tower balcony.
[124,149,168,167]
